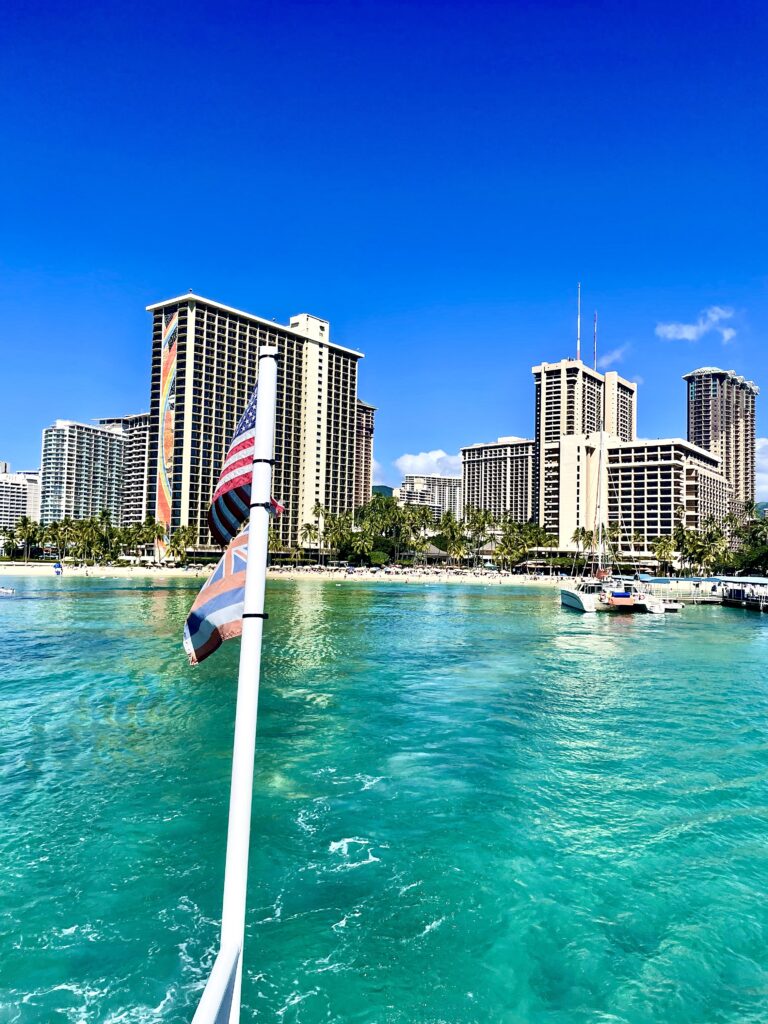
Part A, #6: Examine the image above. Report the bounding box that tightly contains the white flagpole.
[213,346,278,1024]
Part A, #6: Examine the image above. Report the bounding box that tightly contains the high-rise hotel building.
[397,473,463,521]
[354,400,376,509]
[461,437,533,522]
[146,293,368,548]
[97,413,150,525]
[0,468,40,532]
[40,420,125,525]
[683,367,759,507]
[532,358,637,536]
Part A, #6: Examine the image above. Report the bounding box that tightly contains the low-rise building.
[461,437,534,522]
[553,431,731,550]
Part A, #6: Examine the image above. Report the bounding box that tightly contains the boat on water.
[561,578,666,614]
[560,578,604,612]
[0,586,15,597]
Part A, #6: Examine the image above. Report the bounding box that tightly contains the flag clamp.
[250,501,273,510]
[242,612,269,620]
[252,458,275,465]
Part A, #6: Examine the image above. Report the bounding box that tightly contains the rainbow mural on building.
[155,310,179,532]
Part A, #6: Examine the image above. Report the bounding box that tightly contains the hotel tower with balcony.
[146,293,368,548]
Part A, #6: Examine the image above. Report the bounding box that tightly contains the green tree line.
[4,496,767,573]
[0,513,196,565]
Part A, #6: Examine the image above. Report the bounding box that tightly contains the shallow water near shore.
[2,576,768,1023]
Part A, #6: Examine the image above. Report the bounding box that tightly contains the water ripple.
[1,577,767,1021]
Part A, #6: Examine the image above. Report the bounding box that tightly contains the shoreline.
[267,567,562,586]
[0,562,563,587]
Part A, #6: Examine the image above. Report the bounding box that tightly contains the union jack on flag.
[208,385,285,547]
[183,529,250,665]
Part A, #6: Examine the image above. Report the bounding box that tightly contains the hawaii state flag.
[208,384,285,547]
[183,529,250,665]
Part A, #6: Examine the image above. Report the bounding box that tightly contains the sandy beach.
[0,562,208,580]
[0,561,562,586]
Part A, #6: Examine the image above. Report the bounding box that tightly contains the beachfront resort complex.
[0,291,761,561]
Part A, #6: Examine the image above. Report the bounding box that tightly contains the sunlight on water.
[1,577,768,1022]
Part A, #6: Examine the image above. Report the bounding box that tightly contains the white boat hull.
[560,587,597,613]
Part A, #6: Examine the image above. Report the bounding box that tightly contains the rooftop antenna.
[593,310,598,369]
[576,282,581,361]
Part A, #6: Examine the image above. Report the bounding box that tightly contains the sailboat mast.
[593,311,598,370]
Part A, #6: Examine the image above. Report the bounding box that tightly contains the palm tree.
[166,525,197,564]
[2,529,18,558]
[465,508,496,567]
[300,521,318,558]
[45,521,64,560]
[571,527,585,559]
[496,517,524,570]
[651,535,675,576]
[59,517,75,560]
[408,505,433,565]
[267,523,285,560]
[495,535,521,571]
[351,524,375,563]
[324,510,353,562]
[142,515,167,559]
[312,501,326,564]
[15,516,38,564]
[439,511,468,566]
[673,506,689,573]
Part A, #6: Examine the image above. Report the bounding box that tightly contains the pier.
[721,582,768,613]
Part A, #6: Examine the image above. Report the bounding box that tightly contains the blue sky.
[1,0,766,496]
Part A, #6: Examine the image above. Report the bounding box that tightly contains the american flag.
[183,528,249,665]
[208,385,285,547]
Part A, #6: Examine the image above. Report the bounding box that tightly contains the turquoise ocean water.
[1,576,768,1023]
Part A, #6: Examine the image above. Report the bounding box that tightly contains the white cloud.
[394,449,462,479]
[655,305,736,344]
[597,343,630,369]
[757,437,768,502]
[632,375,644,386]
[372,458,386,485]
